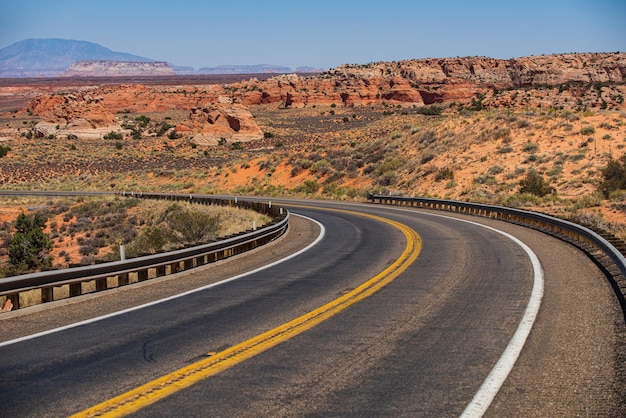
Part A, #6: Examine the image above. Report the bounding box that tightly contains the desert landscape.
[1,52,626,272]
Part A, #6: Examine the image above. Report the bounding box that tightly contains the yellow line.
[72,209,422,418]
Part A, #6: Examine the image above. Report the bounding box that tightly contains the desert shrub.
[161,204,221,246]
[78,245,98,257]
[156,123,174,136]
[477,127,511,143]
[420,152,436,164]
[417,130,437,145]
[474,174,497,185]
[416,105,443,116]
[488,165,504,175]
[434,167,454,181]
[294,180,319,194]
[135,115,150,127]
[598,155,626,198]
[127,226,175,256]
[103,131,123,140]
[0,144,11,158]
[7,213,52,272]
[519,169,554,197]
[497,145,514,154]
[522,141,539,153]
[376,157,404,176]
[581,125,595,135]
[167,130,181,139]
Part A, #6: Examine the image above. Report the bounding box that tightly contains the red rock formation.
[176,99,264,144]
[28,92,117,127]
[22,53,626,116]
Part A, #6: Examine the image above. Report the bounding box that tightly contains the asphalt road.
[0,200,624,416]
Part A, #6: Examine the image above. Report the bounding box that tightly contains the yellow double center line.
[73,209,422,417]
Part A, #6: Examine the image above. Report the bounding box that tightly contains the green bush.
[103,131,123,140]
[0,144,11,157]
[416,105,443,116]
[434,167,454,181]
[7,213,52,271]
[518,169,554,197]
[598,155,626,198]
[581,125,595,135]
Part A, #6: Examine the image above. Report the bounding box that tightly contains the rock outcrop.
[22,53,626,120]
[225,52,626,108]
[63,61,175,77]
[176,98,264,145]
[28,91,121,138]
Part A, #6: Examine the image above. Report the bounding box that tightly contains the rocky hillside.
[225,53,626,109]
[20,53,623,116]
[2,52,626,237]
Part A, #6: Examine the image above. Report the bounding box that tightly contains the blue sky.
[1,0,624,70]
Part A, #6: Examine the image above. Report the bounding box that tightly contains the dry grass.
[0,195,270,275]
[1,101,626,238]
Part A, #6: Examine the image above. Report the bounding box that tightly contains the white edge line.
[0,214,326,348]
[395,209,544,418]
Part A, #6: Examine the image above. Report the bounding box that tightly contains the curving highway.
[0,199,624,416]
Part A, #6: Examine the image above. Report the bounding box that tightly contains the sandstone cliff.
[28,91,121,138]
[23,53,626,121]
[176,99,264,145]
[226,52,626,108]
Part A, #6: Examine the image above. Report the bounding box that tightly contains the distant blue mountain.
[0,38,154,77]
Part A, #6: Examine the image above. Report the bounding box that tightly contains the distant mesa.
[0,38,325,77]
[63,61,176,77]
[197,64,293,75]
[0,38,154,78]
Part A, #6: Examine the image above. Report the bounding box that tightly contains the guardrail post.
[69,283,81,297]
[8,293,19,310]
[138,269,149,282]
[95,278,107,292]
[118,273,129,286]
[41,287,53,303]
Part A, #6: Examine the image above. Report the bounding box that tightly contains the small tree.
[598,155,626,198]
[7,213,52,271]
[519,169,554,197]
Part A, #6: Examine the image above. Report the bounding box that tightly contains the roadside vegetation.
[0,196,270,278]
[1,88,626,241]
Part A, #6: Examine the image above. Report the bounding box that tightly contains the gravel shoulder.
[0,214,321,342]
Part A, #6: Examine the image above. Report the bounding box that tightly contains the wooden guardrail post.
[41,287,54,303]
[69,283,81,297]
[118,273,129,286]
[8,293,19,310]
[137,269,149,282]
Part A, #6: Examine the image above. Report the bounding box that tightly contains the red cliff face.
[176,99,264,144]
[24,53,626,116]
[225,53,626,108]
[28,92,117,127]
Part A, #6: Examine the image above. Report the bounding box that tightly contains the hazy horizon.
[1,0,624,70]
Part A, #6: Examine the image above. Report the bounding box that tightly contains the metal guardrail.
[0,193,289,310]
[368,194,626,311]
